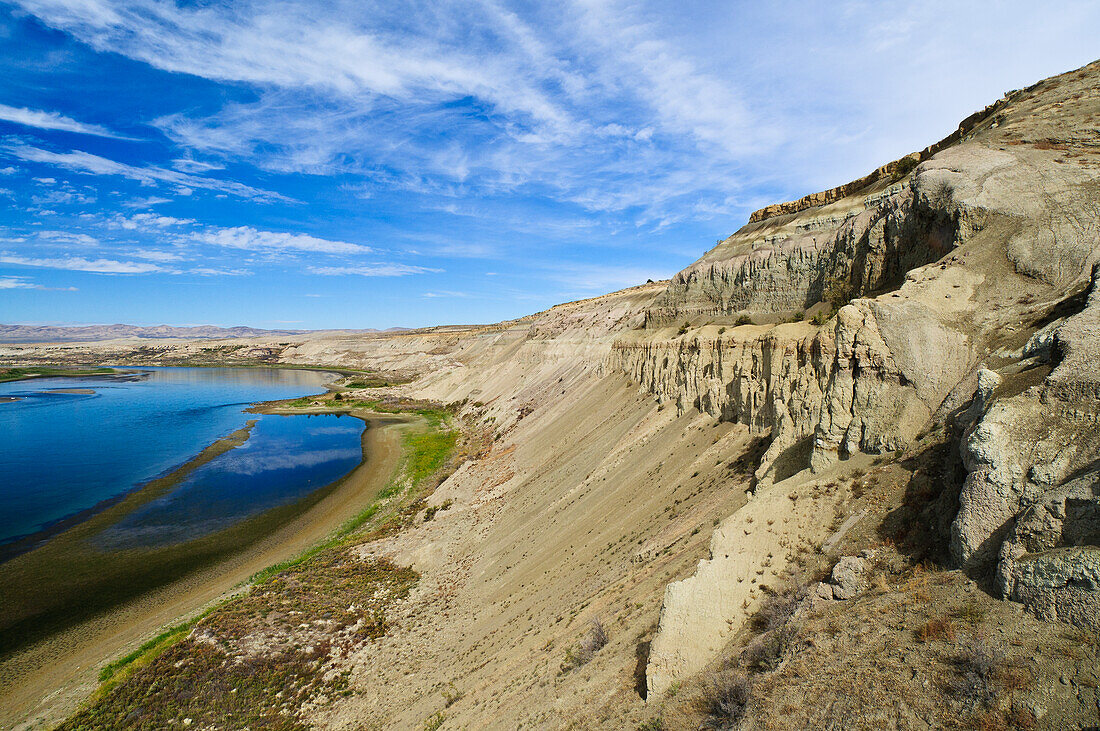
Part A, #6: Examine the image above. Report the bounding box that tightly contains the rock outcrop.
[635,59,1100,693]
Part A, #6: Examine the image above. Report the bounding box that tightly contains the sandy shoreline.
[0,409,412,731]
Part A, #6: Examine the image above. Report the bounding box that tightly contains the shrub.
[951,600,988,625]
[742,625,800,672]
[561,619,609,672]
[735,314,752,326]
[703,668,751,727]
[810,310,831,326]
[822,275,854,310]
[890,155,920,182]
[423,499,453,522]
[789,311,804,322]
[678,322,690,335]
[753,585,801,632]
[949,636,1004,707]
[915,617,956,642]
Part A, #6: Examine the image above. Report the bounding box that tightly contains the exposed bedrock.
[952,267,1100,631]
[645,165,972,327]
[635,60,1100,694]
[611,295,970,484]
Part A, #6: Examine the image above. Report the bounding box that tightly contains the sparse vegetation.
[62,555,417,731]
[735,314,752,326]
[889,154,920,182]
[97,620,196,684]
[702,668,752,727]
[424,499,454,521]
[561,619,609,672]
[947,635,1005,707]
[916,617,956,642]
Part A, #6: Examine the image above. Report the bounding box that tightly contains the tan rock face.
[635,59,1100,691]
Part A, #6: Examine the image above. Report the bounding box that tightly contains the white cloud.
[0,166,16,175]
[1,142,290,202]
[0,275,77,290]
[0,253,164,273]
[309,264,440,276]
[188,266,249,276]
[422,290,471,298]
[196,226,369,255]
[0,275,37,289]
[38,230,99,246]
[171,158,223,173]
[131,248,184,262]
[31,184,97,206]
[122,195,171,208]
[7,0,755,220]
[111,212,193,230]
[0,103,130,138]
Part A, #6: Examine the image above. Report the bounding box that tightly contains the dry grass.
[700,668,751,728]
[561,619,609,672]
[915,617,956,642]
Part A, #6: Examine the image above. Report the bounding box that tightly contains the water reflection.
[0,367,337,546]
[94,414,364,550]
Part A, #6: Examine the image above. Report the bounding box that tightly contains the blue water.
[0,367,364,549]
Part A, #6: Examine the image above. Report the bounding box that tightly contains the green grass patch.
[98,620,196,683]
[401,423,457,490]
[0,366,116,383]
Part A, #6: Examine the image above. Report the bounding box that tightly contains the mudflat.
[0,411,409,731]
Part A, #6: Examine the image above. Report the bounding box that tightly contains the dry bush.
[948,635,1005,707]
[741,625,800,672]
[561,619,609,672]
[752,584,802,632]
[951,600,988,625]
[701,668,751,728]
[916,617,956,642]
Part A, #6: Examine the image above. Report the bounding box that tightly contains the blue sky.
[1,1,1098,329]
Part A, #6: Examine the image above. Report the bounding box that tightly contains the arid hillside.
[5,60,1100,730]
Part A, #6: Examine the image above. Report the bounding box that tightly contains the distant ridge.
[0,324,406,343]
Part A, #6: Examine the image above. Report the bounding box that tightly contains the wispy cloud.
[8,0,759,220]
[309,264,441,277]
[38,230,98,246]
[0,253,164,274]
[0,104,131,139]
[1,142,289,202]
[196,226,369,255]
[422,290,470,298]
[0,274,76,290]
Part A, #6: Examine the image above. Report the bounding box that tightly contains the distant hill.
[0,324,400,343]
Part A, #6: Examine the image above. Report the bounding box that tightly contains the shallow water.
[0,367,363,549]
